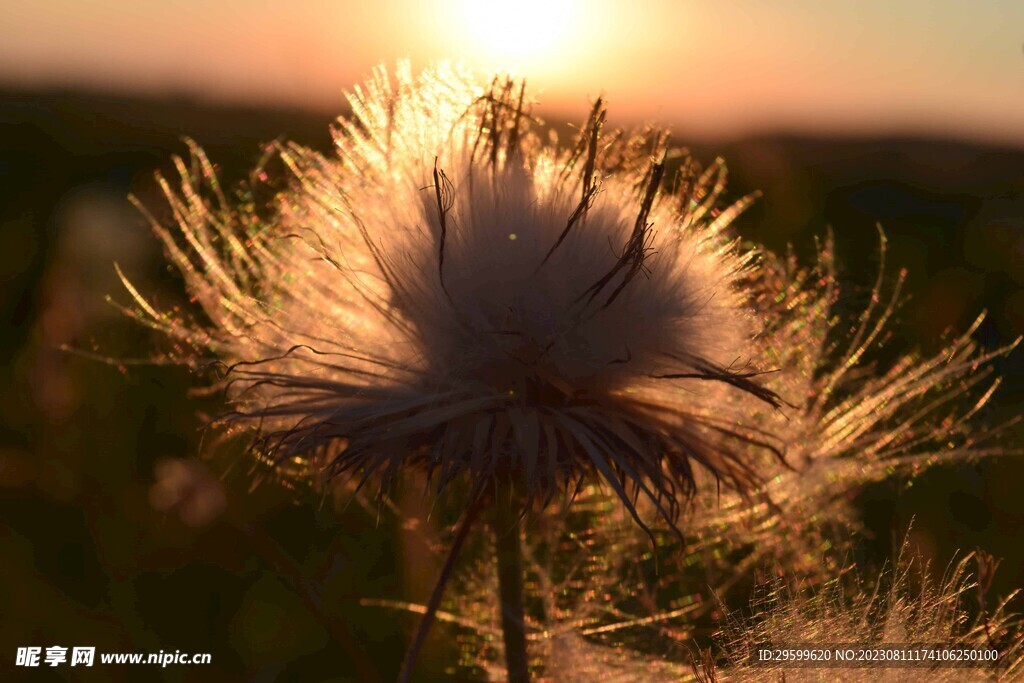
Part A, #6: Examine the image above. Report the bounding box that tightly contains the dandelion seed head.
[325,64,752,396]
[127,61,782,529]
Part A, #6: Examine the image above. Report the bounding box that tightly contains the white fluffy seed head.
[322,63,757,397]
[129,62,780,529]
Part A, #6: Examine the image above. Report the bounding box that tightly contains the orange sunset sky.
[2,0,1023,145]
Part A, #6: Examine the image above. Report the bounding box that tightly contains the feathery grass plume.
[620,550,1024,682]
[714,549,1024,682]
[121,62,784,681]
[669,233,1020,590]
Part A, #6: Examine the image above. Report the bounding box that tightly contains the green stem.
[492,491,530,683]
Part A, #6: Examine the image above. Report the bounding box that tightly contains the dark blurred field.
[2,87,1022,681]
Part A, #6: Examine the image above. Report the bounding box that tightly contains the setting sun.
[461,0,575,66]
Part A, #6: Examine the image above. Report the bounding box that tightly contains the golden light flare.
[460,0,576,67]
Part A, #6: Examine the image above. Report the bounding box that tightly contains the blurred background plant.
[2,1,1023,680]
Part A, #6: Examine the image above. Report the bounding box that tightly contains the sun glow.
[461,0,576,67]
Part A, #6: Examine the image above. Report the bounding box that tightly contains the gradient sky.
[2,0,1023,144]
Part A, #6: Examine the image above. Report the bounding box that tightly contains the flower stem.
[397,495,484,683]
[492,490,531,683]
